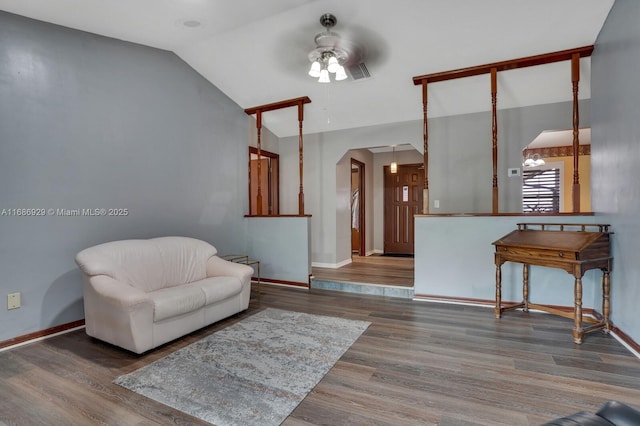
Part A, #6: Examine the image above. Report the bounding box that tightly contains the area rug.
[114,308,371,426]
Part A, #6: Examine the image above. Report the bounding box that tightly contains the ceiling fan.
[306,13,370,82]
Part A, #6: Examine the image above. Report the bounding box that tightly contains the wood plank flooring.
[312,254,414,287]
[1,285,639,425]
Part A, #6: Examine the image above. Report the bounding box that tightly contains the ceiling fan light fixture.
[335,65,348,81]
[327,56,339,73]
[523,153,545,168]
[308,60,321,77]
[307,13,360,83]
[318,69,330,83]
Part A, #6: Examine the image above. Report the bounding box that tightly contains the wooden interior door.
[384,164,423,255]
[249,147,279,215]
[250,158,269,215]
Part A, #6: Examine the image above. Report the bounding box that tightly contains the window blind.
[522,168,560,213]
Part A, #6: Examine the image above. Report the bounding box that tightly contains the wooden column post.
[422,81,429,214]
[245,96,311,216]
[256,111,263,215]
[491,67,499,214]
[571,53,581,212]
[298,103,305,215]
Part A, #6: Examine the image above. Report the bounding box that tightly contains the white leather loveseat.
[75,236,254,354]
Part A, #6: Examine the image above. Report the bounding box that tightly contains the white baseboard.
[312,258,352,269]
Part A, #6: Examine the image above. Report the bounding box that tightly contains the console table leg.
[573,276,584,344]
[602,269,611,333]
[522,264,530,312]
[494,265,502,318]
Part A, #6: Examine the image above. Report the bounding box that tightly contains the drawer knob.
[558,252,564,257]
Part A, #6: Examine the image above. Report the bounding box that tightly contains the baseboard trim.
[413,293,638,358]
[312,258,352,269]
[610,326,640,358]
[260,278,309,288]
[0,319,85,352]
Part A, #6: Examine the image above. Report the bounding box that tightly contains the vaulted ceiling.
[0,0,614,137]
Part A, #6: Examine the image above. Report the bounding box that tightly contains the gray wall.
[591,0,640,344]
[0,12,250,341]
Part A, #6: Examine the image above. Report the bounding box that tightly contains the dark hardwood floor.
[1,285,639,425]
[312,254,414,287]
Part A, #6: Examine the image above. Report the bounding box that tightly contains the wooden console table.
[492,223,612,344]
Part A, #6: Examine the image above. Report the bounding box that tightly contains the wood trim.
[298,103,305,215]
[256,111,263,214]
[261,278,309,288]
[491,67,498,214]
[611,325,640,355]
[412,45,594,85]
[244,96,311,217]
[571,52,581,212]
[249,147,279,215]
[524,145,590,158]
[0,319,85,350]
[244,214,312,218]
[351,158,366,257]
[244,96,312,115]
[422,82,429,214]
[415,212,595,217]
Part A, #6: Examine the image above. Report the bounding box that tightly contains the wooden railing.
[412,45,594,214]
[245,96,311,216]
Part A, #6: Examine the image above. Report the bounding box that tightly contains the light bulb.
[308,61,321,78]
[335,65,347,81]
[318,69,330,83]
[327,56,339,73]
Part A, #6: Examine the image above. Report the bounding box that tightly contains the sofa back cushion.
[75,236,217,292]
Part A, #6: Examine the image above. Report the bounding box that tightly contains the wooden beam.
[255,111,263,215]
[491,68,498,214]
[244,96,311,115]
[413,45,593,85]
[422,82,429,214]
[298,103,305,215]
[571,53,581,212]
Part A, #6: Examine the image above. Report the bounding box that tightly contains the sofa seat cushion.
[198,276,243,305]
[151,283,206,322]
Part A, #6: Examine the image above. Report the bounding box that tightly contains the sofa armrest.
[86,275,152,311]
[596,401,640,426]
[83,274,155,353]
[206,256,254,283]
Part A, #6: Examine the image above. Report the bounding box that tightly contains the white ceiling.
[0,0,614,138]
[528,128,591,149]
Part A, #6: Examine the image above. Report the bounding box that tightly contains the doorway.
[351,159,365,257]
[383,163,423,255]
[249,147,279,215]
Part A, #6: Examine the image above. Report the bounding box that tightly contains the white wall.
[591,0,640,344]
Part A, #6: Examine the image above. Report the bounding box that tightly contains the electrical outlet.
[7,292,20,310]
[434,199,440,208]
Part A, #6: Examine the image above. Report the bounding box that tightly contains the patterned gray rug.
[114,308,371,426]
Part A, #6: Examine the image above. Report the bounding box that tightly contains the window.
[522,168,560,213]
